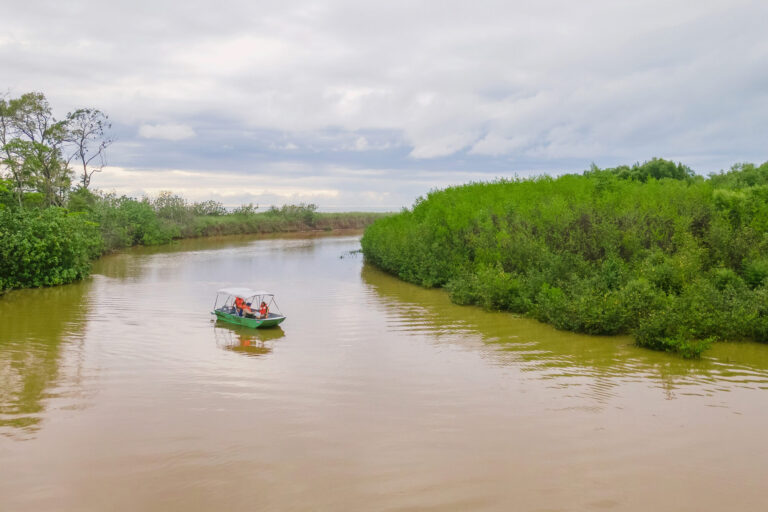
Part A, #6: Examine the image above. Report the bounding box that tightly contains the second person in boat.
[235,297,254,317]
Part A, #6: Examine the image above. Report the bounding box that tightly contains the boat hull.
[214,310,286,328]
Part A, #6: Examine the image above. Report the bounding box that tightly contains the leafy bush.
[447,264,529,312]
[65,191,385,249]
[2,179,385,293]
[362,158,768,357]
[191,200,227,216]
[265,203,318,225]
[596,158,696,183]
[152,191,192,224]
[232,203,259,215]
[0,178,15,209]
[88,193,175,250]
[0,207,100,291]
[743,258,768,288]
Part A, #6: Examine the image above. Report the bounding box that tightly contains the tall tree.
[0,96,26,207]
[66,108,112,189]
[0,92,71,207]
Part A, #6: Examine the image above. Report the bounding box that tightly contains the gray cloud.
[1,0,766,208]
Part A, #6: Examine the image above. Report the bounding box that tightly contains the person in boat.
[259,301,269,319]
[234,297,254,317]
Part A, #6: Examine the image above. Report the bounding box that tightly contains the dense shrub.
[152,191,192,224]
[264,203,319,226]
[88,193,176,250]
[362,158,768,357]
[191,200,227,216]
[1,183,385,293]
[65,193,379,252]
[0,178,15,209]
[0,207,100,291]
[591,158,696,183]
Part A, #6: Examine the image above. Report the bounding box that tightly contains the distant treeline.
[361,159,768,357]
[0,185,385,292]
[0,91,385,293]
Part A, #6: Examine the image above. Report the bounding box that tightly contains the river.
[1,233,767,511]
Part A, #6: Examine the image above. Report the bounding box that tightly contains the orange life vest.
[235,297,252,313]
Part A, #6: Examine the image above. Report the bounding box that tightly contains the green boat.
[212,287,286,328]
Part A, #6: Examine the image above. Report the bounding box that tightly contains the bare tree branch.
[65,108,113,189]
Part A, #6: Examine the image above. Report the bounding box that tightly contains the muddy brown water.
[1,233,767,511]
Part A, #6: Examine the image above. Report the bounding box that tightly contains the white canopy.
[217,287,273,299]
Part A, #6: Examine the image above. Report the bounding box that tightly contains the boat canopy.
[217,287,273,299]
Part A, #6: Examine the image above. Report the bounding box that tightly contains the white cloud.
[1,0,766,205]
[409,131,480,159]
[353,136,368,151]
[96,166,339,204]
[470,133,530,156]
[92,164,520,210]
[138,123,196,141]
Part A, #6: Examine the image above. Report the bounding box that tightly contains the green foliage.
[708,162,768,189]
[0,178,14,209]
[1,182,385,293]
[191,200,227,216]
[447,264,529,312]
[72,192,382,251]
[67,186,98,213]
[0,92,73,207]
[22,192,45,209]
[743,258,768,289]
[232,203,259,215]
[264,203,319,226]
[87,193,175,250]
[0,207,99,291]
[362,158,768,357]
[592,157,696,182]
[152,191,192,224]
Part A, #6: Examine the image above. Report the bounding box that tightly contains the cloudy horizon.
[2,0,766,209]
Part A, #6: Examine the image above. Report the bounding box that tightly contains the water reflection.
[213,321,285,357]
[91,232,352,283]
[92,252,147,280]
[96,230,362,262]
[0,281,91,436]
[360,264,768,400]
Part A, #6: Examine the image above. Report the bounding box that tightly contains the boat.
[212,287,286,328]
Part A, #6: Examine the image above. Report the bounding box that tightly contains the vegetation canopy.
[361,159,768,357]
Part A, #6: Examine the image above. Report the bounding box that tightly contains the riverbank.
[0,189,389,293]
[361,159,768,357]
[180,210,386,239]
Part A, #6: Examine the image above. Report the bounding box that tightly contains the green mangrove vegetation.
[361,159,768,357]
[0,92,384,293]
[0,183,384,293]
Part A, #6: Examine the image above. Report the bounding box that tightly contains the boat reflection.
[213,321,285,357]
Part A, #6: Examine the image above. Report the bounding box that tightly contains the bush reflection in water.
[361,264,768,402]
[0,281,91,436]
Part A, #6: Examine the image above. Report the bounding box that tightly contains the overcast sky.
[2,0,766,209]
